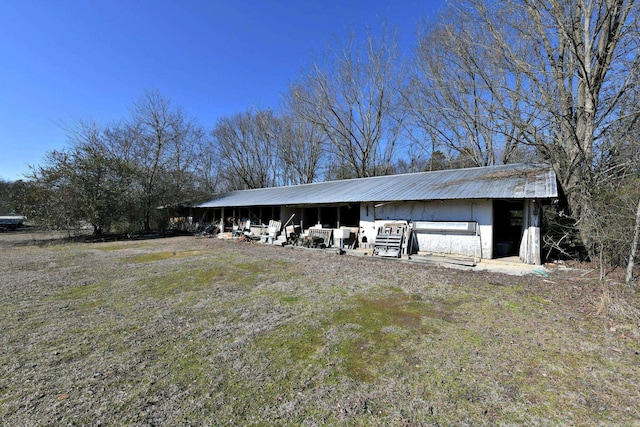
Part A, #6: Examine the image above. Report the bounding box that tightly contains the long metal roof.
[196,163,558,208]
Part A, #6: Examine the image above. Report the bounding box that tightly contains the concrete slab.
[345,248,550,276]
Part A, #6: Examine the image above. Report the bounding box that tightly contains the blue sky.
[0,0,445,181]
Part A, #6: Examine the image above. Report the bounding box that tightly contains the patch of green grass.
[93,242,152,251]
[139,259,298,299]
[255,288,312,305]
[257,322,325,363]
[333,290,441,382]
[124,250,203,263]
[53,281,109,310]
[504,300,523,313]
[159,345,211,387]
[279,295,300,304]
[529,294,550,305]
[57,281,104,300]
[140,267,225,299]
[49,253,301,314]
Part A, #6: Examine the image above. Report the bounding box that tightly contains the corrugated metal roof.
[196,163,558,208]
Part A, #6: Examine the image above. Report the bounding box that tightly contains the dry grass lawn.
[1,230,639,426]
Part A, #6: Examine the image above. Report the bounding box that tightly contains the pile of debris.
[198,217,422,262]
[194,221,220,238]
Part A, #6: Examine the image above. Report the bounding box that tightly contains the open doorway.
[339,203,360,227]
[493,200,524,258]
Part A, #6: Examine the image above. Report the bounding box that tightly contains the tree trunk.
[625,197,640,289]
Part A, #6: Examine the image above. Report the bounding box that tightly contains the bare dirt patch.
[1,232,639,425]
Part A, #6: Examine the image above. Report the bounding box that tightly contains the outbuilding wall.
[359,199,494,259]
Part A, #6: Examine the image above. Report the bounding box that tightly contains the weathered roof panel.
[196,163,558,208]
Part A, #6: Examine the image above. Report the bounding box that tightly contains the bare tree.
[291,27,405,178]
[106,90,208,230]
[127,91,177,229]
[211,108,280,190]
[590,86,640,285]
[479,0,638,253]
[21,92,209,233]
[409,0,638,257]
[405,6,534,167]
[281,84,330,184]
[277,108,326,185]
[193,135,222,195]
[99,91,207,230]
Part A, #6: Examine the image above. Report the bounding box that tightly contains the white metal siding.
[359,199,493,259]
